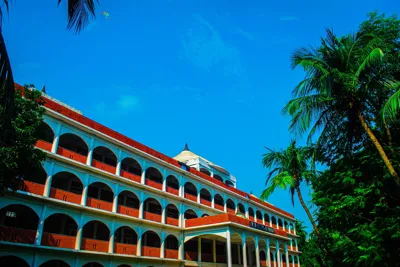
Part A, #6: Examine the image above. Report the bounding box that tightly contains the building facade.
[0,85,301,267]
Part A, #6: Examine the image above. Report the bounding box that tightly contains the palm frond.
[58,0,98,33]
[355,48,383,78]
[381,81,400,123]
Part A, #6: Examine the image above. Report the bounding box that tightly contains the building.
[0,85,301,267]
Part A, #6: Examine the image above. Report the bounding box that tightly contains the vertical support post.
[86,149,93,166]
[137,227,142,256]
[291,255,295,267]
[226,229,232,267]
[43,162,55,197]
[112,184,119,213]
[141,168,146,184]
[179,233,184,260]
[266,238,271,267]
[34,206,47,245]
[285,243,290,267]
[75,214,84,250]
[51,124,61,154]
[297,255,301,267]
[242,235,248,267]
[213,239,217,263]
[116,160,121,176]
[108,221,115,253]
[160,231,165,258]
[255,236,260,267]
[198,237,202,263]
[276,240,281,267]
[295,239,298,251]
[237,243,241,264]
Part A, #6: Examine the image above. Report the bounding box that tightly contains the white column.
[112,185,118,213]
[291,255,295,267]
[51,135,60,153]
[197,191,201,204]
[294,224,296,235]
[43,175,53,197]
[273,252,276,267]
[226,229,232,267]
[81,185,88,206]
[212,196,215,208]
[160,232,165,258]
[297,255,301,267]
[276,240,281,267]
[116,160,121,176]
[75,226,82,250]
[141,169,146,184]
[137,228,142,256]
[162,178,167,192]
[290,239,293,250]
[162,206,166,224]
[179,235,184,260]
[245,209,249,219]
[295,239,298,251]
[255,237,260,267]
[285,244,290,267]
[86,149,93,166]
[213,239,217,263]
[198,237,202,263]
[266,239,271,267]
[242,237,248,267]
[224,202,227,212]
[139,201,144,219]
[237,244,241,264]
[108,222,115,253]
[34,206,47,245]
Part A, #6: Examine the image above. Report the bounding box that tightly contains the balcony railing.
[36,139,52,152]
[120,170,141,183]
[19,180,44,196]
[86,197,113,212]
[114,242,137,255]
[184,193,197,202]
[81,238,109,252]
[91,159,116,174]
[145,179,163,190]
[41,232,76,249]
[117,205,139,218]
[165,249,179,259]
[215,203,224,211]
[200,198,212,207]
[0,225,36,244]
[166,217,179,226]
[142,246,160,257]
[50,188,81,204]
[227,208,235,215]
[143,211,162,223]
[166,186,179,196]
[57,147,87,164]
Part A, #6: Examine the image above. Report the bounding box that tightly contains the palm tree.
[261,140,321,237]
[0,0,98,146]
[282,29,400,185]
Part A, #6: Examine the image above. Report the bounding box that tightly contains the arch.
[248,207,255,219]
[200,188,211,206]
[213,174,223,182]
[264,213,270,224]
[40,260,70,267]
[200,167,211,176]
[23,164,47,185]
[118,190,139,216]
[256,210,263,222]
[58,133,88,156]
[165,234,179,250]
[0,256,30,267]
[271,216,277,226]
[184,209,198,220]
[289,223,294,233]
[82,263,103,267]
[143,198,162,222]
[82,220,110,241]
[51,172,83,204]
[142,230,161,257]
[226,199,235,214]
[120,157,142,176]
[225,180,234,187]
[260,250,267,266]
[42,213,78,243]
[278,218,283,228]
[38,122,55,143]
[214,194,224,210]
[114,226,138,245]
[184,182,197,199]
[92,146,117,167]
[145,167,163,188]
[165,204,179,226]
[284,221,289,230]
[237,203,245,214]
[87,181,114,203]
[166,175,179,195]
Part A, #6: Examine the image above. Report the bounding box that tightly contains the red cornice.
[15,83,294,219]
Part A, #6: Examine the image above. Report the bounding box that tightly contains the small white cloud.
[280,16,298,21]
[116,95,139,111]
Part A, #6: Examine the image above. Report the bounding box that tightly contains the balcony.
[120,170,141,183]
[142,246,160,257]
[57,147,87,164]
[36,139,52,152]
[41,232,76,249]
[165,249,179,259]
[166,217,179,227]
[166,186,179,196]
[143,211,162,223]
[86,197,113,212]
[117,205,139,218]
[50,188,81,205]
[114,243,137,255]
[0,225,36,244]
[200,198,212,207]
[227,208,235,215]
[81,238,109,252]
[19,180,44,196]
[145,179,163,190]
[215,203,224,211]
[184,193,197,202]
[92,159,116,174]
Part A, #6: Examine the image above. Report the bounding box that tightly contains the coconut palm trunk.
[295,186,321,236]
[358,112,400,185]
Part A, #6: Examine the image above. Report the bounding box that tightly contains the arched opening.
[213,174,223,182]
[264,214,270,225]
[248,207,255,220]
[289,223,294,234]
[165,235,179,259]
[20,165,47,195]
[145,167,163,190]
[184,209,198,220]
[58,133,88,164]
[0,256,29,267]
[214,194,224,211]
[50,172,83,204]
[278,218,283,229]
[184,182,198,202]
[271,216,277,227]
[231,233,242,264]
[246,236,256,266]
[143,198,162,222]
[117,190,139,218]
[120,157,141,183]
[92,146,117,173]
[0,204,38,244]
[256,210,263,222]
[289,254,294,263]
[184,237,199,261]
[165,204,179,226]
[81,221,110,252]
[42,213,77,249]
[200,188,211,206]
[225,180,234,187]
[237,203,245,215]
[142,231,161,257]
[260,250,267,267]
[87,182,114,211]
[114,226,138,255]
[36,122,54,151]
[200,167,211,176]
[166,175,179,196]
[284,221,289,231]
[226,199,235,214]
[82,263,103,267]
[40,260,70,267]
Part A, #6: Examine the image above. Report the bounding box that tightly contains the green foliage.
[0,85,46,194]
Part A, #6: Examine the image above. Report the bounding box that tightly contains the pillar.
[116,160,121,176]
[160,232,165,258]
[34,206,47,245]
[237,243,241,264]
[108,222,115,253]
[137,227,142,256]
[295,239,298,251]
[141,169,146,184]
[139,201,144,219]
[285,243,290,267]
[162,206,166,224]
[51,135,59,153]
[255,236,260,267]
[43,175,53,197]
[242,237,248,267]
[297,255,301,267]
[266,239,271,267]
[179,235,184,260]
[197,191,201,204]
[212,196,215,209]
[245,209,249,219]
[276,240,281,267]
[112,185,119,213]
[226,229,232,267]
[86,149,93,166]
[81,185,88,206]
[198,237,202,263]
[272,252,276,267]
[213,239,217,263]
[75,226,82,250]
[291,255,295,267]
[162,178,167,191]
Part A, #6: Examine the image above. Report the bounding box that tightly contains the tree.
[0,85,46,194]
[260,140,321,237]
[282,27,400,184]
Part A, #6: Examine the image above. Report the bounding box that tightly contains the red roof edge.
[16,83,294,219]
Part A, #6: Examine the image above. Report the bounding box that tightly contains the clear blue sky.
[5,0,398,232]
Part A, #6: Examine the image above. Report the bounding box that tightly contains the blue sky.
[5,0,398,232]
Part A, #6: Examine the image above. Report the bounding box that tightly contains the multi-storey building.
[0,85,301,267]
